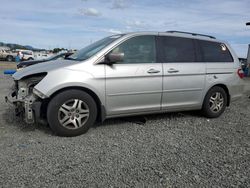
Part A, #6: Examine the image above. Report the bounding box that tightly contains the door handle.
[147,69,160,74]
[168,68,179,73]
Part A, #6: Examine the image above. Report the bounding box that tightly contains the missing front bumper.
[5,91,38,124]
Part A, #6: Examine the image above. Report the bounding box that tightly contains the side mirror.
[105,52,124,64]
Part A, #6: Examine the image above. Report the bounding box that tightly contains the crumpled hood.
[17,59,48,68]
[13,59,77,80]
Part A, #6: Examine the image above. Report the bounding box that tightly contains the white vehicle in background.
[34,52,53,60]
[0,47,17,62]
[15,49,34,61]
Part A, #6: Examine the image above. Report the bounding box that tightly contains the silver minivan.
[6,31,245,136]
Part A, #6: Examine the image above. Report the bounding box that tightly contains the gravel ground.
[0,62,250,187]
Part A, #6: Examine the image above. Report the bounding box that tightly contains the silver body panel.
[162,63,205,110]
[105,63,162,115]
[11,32,244,122]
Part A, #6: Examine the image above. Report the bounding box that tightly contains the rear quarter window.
[199,40,233,62]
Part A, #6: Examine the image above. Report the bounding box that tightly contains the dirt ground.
[0,61,17,70]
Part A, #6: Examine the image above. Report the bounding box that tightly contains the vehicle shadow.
[97,110,203,128]
[2,106,203,135]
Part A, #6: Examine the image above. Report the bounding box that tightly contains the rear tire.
[47,89,97,137]
[202,86,227,118]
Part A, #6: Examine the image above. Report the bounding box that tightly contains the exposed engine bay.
[5,75,46,124]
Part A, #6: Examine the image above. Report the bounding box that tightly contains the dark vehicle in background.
[239,58,249,76]
[239,58,247,69]
[17,52,73,69]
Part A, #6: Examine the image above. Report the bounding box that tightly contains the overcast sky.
[0,0,249,57]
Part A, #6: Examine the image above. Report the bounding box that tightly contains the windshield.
[68,35,123,61]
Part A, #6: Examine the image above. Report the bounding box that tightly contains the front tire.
[47,89,97,137]
[202,86,227,118]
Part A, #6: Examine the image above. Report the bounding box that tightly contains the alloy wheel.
[209,92,224,113]
[58,99,89,129]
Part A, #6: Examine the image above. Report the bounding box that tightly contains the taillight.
[237,68,244,79]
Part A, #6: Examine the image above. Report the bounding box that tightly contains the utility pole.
[246,22,250,77]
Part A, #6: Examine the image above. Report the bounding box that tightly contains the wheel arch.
[41,86,105,122]
[205,84,230,106]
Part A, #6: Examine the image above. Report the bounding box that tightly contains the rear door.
[105,35,163,116]
[158,35,206,110]
[198,40,242,98]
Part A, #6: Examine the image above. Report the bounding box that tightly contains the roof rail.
[166,30,216,39]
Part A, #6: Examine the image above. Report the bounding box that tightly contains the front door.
[105,35,163,116]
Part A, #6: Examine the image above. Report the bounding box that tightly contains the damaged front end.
[5,73,47,124]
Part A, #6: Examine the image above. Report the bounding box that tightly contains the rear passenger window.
[199,40,233,62]
[158,36,196,62]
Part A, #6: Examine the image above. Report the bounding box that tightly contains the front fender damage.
[5,76,47,124]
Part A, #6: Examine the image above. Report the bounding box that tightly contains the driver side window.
[111,35,156,64]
